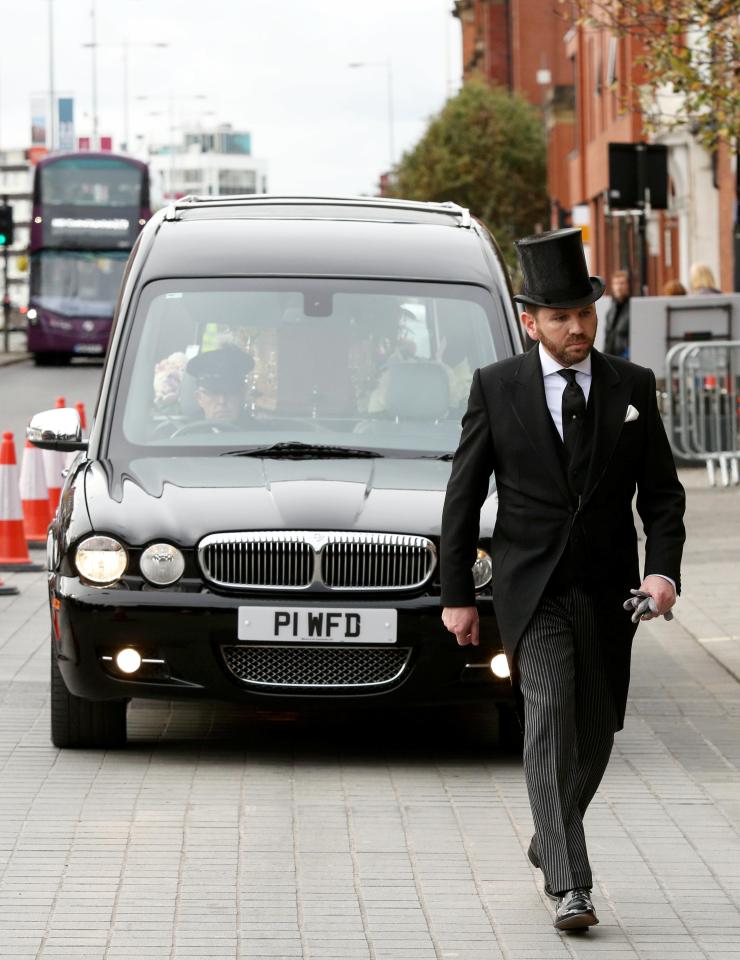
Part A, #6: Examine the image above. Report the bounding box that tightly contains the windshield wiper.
[222,442,384,459]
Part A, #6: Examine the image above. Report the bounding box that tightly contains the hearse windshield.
[111,278,504,458]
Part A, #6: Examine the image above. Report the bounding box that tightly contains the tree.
[562,0,740,149]
[387,80,548,267]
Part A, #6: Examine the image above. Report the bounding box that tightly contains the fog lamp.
[472,549,492,589]
[140,543,185,586]
[490,653,510,678]
[115,648,142,674]
[75,536,127,585]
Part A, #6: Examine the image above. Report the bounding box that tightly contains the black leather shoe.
[553,888,599,930]
[527,838,558,901]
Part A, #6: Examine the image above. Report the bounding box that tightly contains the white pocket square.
[624,404,640,423]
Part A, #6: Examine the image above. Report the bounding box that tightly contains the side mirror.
[27,408,88,451]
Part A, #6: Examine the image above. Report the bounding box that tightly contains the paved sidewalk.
[0,469,737,959]
[671,468,740,685]
[0,330,30,365]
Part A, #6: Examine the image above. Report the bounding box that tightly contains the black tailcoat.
[440,347,685,729]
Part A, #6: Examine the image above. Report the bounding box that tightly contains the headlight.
[472,549,492,589]
[140,543,185,586]
[490,653,510,678]
[75,536,127,585]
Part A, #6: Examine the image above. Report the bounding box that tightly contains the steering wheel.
[170,419,243,437]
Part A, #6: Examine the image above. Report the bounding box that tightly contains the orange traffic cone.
[64,402,88,471]
[0,433,43,571]
[0,575,18,596]
[19,439,51,546]
[43,445,67,517]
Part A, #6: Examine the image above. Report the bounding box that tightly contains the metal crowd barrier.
[664,340,740,487]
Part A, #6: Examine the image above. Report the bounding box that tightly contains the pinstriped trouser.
[516,583,617,894]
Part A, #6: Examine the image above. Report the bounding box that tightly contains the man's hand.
[442,606,479,646]
[637,575,676,619]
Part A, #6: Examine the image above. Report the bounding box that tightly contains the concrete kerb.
[0,352,31,367]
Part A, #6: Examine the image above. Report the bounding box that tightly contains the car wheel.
[50,646,128,748]
[34,352,71,367]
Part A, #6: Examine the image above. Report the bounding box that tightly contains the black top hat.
[513,228,605,309]
[186,344,254,392]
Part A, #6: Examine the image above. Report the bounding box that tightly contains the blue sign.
[57,97,75,152]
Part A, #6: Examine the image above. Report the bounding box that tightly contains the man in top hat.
[185,344,254,424]
[439,228,685,931]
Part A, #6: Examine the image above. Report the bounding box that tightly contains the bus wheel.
[51,646,127,749]
[34,352,70,367]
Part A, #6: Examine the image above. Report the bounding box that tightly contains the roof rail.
[163,194,471,228]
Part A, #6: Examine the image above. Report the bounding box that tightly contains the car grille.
[322,535,432,589]
[198,531,436,591]
[221,644,411,688]
[199,533,314,588]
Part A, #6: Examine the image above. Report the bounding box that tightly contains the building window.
[218,169,257,195]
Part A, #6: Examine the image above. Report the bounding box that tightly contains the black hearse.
[29,196,524,747]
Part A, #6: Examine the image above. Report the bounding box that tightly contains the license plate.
[238,606,397,644]
[73,343,103,355]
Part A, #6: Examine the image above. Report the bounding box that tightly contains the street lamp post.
[82,40,169,152]
[48,0,56,151]
[90,0,98,145]
[347,59,396,170]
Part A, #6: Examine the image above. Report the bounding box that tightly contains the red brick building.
[453,0,737,294]
[453,0,576,230]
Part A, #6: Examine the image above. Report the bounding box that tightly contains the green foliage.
[563,0,740,150]
[387,81,548,268]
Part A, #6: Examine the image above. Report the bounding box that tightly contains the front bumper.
[27,312,108,355]
[51,576,513,708]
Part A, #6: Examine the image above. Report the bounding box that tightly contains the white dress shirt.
[538,342,592,440]
[537,342,676,596]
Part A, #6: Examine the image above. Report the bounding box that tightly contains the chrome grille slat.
[198,531,436,591]
[221,645,412,688]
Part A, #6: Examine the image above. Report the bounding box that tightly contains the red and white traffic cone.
[43,447,67,517]
[19,439,51,547]
[0,433,43,571]
[43,394,69,516]
[64,401,88,471]
[0,576,18,596]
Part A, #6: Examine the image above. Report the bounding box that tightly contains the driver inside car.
[186,344,254,424]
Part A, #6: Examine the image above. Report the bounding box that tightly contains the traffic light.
[0,205,14,247]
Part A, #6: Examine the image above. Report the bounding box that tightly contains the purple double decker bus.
[27,152,150,364]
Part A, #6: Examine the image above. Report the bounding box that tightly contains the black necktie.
[557,369,586,460]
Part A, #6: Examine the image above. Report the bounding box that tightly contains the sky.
[0,0,462,195]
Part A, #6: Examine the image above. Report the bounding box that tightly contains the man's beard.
[538,329,594,367]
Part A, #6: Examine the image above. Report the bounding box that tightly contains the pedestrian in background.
[662,279,686,296]
[689,262,721,295]
[439,228,685,932]
[603,269,631,359]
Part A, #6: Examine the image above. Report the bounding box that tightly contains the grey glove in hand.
[623,588,674,623]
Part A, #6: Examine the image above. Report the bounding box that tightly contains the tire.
[50,646,127,748]
[34,352,71,367]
